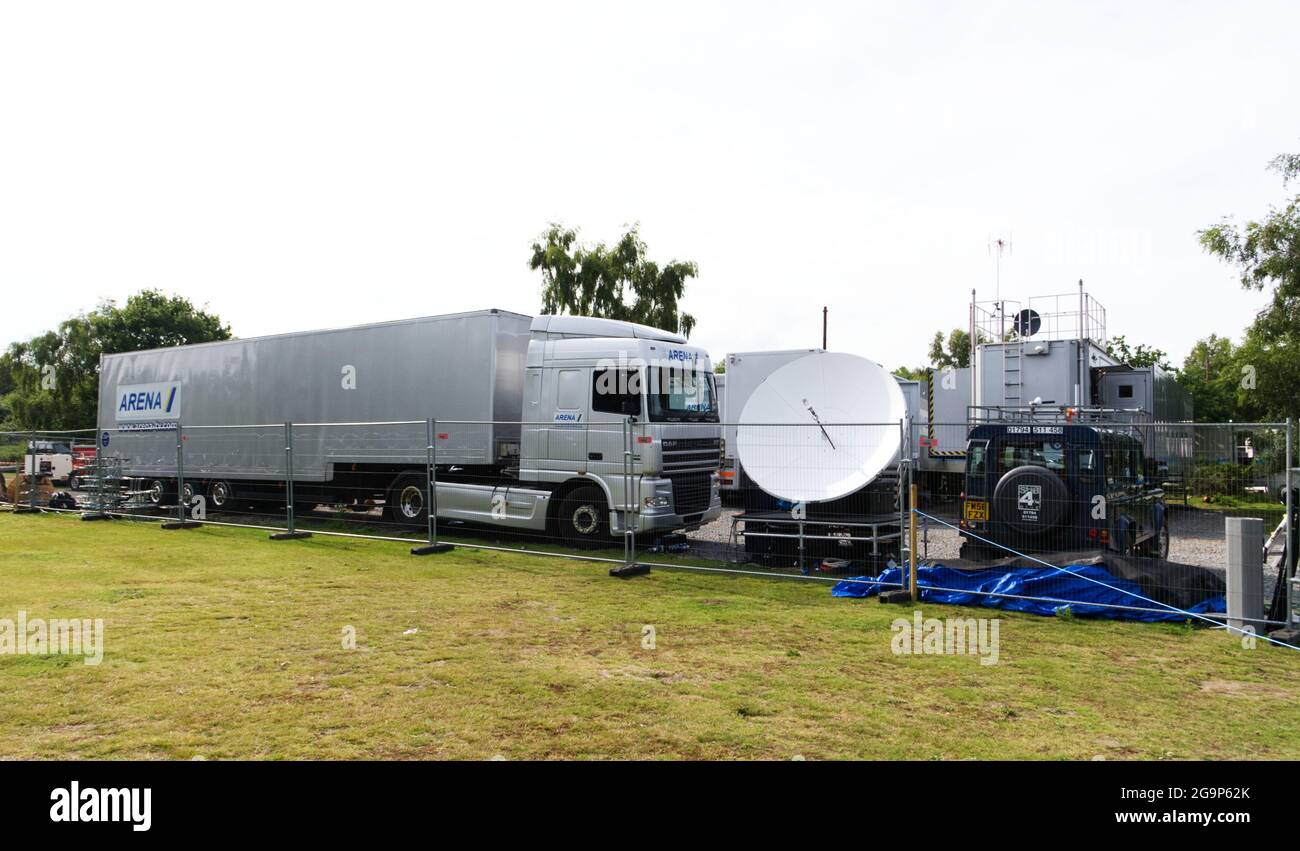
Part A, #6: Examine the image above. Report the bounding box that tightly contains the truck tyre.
[384,473,429,527]
[558,485,609,547]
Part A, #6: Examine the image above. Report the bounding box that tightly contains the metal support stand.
[270,421,310,540]
[161,421,200,529]
[412,417,451,555]
[611,416,648,578]
[81,428,110,520]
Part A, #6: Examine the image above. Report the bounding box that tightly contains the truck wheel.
[181,482,197,506]
[68,475,81,491]
[558,485,609,547]
[384,473,429,527]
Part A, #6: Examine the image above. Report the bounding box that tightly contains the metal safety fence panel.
[0,427,98,514]
[8,415,1294,637]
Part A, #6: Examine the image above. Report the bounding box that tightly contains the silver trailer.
[100,310,531,480]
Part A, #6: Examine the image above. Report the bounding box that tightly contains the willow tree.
[529,224,697,336]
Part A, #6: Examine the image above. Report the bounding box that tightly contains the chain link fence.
[3,417,1295,636]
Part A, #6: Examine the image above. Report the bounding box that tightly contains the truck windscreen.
[647,367,718,423]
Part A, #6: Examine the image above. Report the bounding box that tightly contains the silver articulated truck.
[97,309,723,543]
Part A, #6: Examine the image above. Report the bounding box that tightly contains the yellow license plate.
[964,500,988,521]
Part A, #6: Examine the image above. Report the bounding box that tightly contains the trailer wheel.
[207,480,234,510]
[558,485,609,547]
[147,479,173,507]
[383,473,429,527]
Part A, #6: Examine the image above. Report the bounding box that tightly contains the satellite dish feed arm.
[803,400,836,450]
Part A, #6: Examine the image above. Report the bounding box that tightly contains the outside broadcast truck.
[97,310,722,544]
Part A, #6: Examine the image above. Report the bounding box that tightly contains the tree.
[927,328,972,369]
[1105,334,1171,369]
[1177,335,1244,423]
[1198,149,1300,422]
[2,290,231,430]
[893,365,927,381]
[529,224,698,336]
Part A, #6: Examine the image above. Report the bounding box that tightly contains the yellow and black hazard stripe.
[926,368,967,458]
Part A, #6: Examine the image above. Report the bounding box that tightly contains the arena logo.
[49,781,151,831]
[114,381,182,422]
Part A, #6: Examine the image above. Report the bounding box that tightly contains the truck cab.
[521,316,723,541]
[959,423,1168,559]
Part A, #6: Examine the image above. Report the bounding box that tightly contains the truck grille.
[661,437,722,474]
[666,471,713,515]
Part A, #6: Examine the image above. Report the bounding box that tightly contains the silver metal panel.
[98,310,532,481]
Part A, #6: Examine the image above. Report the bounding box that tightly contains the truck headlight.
[644,495,671,509]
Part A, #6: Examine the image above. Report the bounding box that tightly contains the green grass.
[1,511,1298,760]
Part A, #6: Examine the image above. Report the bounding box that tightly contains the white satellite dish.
[736,352,906,503]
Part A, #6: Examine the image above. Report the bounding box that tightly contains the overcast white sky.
[3,1,1298,370]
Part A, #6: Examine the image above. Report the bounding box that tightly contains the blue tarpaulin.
[831,562,1226,622]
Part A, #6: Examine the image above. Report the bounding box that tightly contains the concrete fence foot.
[269,530,312,540]
[411,543,453,555]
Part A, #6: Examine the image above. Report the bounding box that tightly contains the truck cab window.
[556,369,585,410]
[592,369,642,416]
[647,367,718,423]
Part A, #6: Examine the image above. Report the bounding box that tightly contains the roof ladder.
[1003,343,1023,405]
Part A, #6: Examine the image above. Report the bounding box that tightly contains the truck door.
[547,367,587,473]
[588,366,642,479]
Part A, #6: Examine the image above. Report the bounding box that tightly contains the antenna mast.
[989,235,1012,338]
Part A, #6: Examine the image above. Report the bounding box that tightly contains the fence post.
[1286,418,1295,630]
[881,420,913,604]
[412,417,451,555]
[162,421,199,529]
[610,415,649,577]
[1226,517,1265,633]
[25,428,37,512]
[270,421,311,540]
[909,477,919,602]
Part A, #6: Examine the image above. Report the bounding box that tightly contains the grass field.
[1,511,1297,760]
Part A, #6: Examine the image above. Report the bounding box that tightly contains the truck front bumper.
[610,475,722,535]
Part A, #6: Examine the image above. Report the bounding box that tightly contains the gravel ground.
[680,504,1292,598]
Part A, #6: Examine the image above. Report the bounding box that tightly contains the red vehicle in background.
[69,446,96,490]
